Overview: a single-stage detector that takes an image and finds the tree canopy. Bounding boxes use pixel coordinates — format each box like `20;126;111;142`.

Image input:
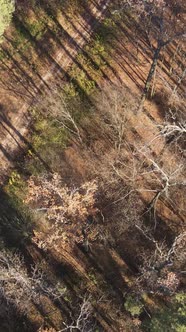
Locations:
0;0;15;39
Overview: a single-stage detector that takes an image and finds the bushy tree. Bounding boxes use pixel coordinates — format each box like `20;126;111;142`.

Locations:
25;173;98;250
0;0;15;39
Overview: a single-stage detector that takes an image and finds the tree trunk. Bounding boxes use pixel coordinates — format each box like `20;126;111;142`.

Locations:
172;67;186;96
139;41;162;110
144;45;162;94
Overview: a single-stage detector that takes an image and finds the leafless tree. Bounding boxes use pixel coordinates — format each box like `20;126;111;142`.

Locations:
94;84;185;230
118;0;186;105
38;296;95;332
171;66;186;97
137;121;186;159
0;249;65;313
38;88;82;142
153;122;186;143
94;84;138;152
135;225;186;294
61;295;95;332
109;139;185;229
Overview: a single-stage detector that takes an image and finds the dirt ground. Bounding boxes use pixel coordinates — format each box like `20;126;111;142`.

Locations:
0;2;185;331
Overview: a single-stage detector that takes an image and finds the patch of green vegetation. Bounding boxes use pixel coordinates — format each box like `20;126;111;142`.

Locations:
63;82;79;98
66;17;115;98
24;110;69;174
0;0;15;41
32;116;68;150
3;171;33;243
59;0;86;16
1;16;31;57
9;23;33;56
0;49;6;60
69;64;96;95
25;19;47;41
13;25;27;43
6;170;27;202
124;295;144;317
88;271;98;285
143;293;186;332
95;19;116;44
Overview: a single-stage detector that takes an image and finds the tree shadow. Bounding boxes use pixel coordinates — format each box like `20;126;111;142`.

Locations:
0;192;73;329
0;294;37;332
33;0;111;83
12;16;99;103
0;44;40;96
0;187;33;247
0;49;35;100
4;35;51;90
0;108;52;172
86;244;128;300
40;246;123;330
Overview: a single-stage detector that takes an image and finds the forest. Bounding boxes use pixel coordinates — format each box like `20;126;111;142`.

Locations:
0;0;185;331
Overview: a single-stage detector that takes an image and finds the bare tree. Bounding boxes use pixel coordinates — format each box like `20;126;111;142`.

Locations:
119;0;186;105
61;295;95;332
147;122;186;145
0;249;65;313
38;296;95;332
38;88;82;142
94;84;138;152
135;225;186;294
109;140;185;229
92;85;185;229
171;66;186;97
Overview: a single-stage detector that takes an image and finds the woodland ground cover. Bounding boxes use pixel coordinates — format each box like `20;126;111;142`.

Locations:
0;1;186;331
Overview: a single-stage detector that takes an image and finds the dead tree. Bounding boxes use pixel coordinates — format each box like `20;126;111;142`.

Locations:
0;249;64;313
135;226;186;294
119;1;186;106
61;295;95;332
38;88;82;142
171;66;186;97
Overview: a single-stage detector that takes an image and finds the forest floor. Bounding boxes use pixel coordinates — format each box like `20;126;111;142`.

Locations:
0;1;185;331
0;0;110;181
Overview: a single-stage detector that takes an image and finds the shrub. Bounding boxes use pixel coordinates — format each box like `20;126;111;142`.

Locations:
144;293;186;332
124;295;143;317
0;0;15;40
